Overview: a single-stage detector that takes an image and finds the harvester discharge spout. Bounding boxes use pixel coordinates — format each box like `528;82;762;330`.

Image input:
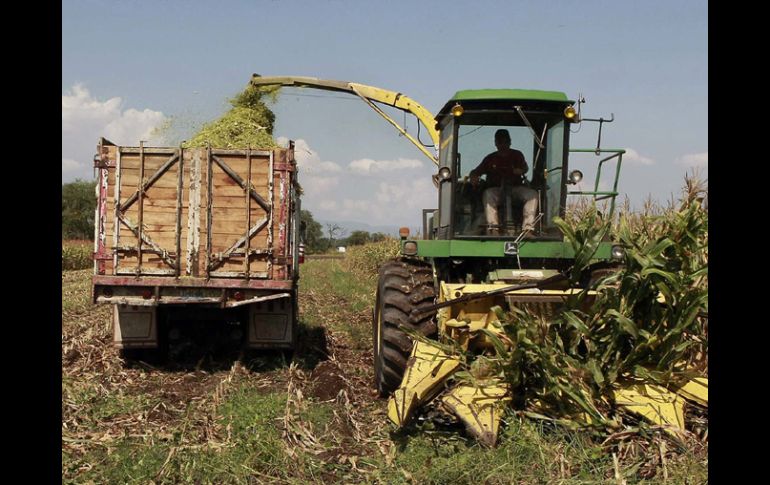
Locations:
249;75;439;164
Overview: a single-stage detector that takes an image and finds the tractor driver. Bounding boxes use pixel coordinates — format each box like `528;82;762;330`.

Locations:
469;129;539;235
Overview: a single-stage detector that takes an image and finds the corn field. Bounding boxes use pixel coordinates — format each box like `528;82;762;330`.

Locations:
419;174;708;439
62;240;92;270
341;238;401;282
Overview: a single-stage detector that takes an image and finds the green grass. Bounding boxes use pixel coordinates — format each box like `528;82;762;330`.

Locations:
62;253;707;483
300;259;374;350
62;269;94;313
302;258;373;312
368;417;707;484
64;384;339;484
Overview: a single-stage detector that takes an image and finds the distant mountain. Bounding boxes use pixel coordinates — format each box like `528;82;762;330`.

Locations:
318;220;422;237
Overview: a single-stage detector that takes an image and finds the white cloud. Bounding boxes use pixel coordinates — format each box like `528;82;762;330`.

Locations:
275;139;343;216
62;84;166;181
274;138;436;225
341;198;373;214
103;108;166;145
369;179;436;217
676;152;708;168
62;158;82;173
318;161;343;172
623;148;655;165
275;139;343;196
319;200;338;211
348;157;423;174
303;175;339;194
307;179;435;224
62;84;121;130
376;181;413;204
380;179;435;204
277;137;342;173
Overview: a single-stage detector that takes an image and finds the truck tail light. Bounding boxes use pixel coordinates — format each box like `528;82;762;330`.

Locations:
141;289;153;300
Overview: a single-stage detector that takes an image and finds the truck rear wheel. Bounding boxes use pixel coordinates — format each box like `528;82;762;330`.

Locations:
373;258;437;397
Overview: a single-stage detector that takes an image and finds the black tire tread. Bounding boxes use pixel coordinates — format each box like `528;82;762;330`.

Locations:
373;258;437;396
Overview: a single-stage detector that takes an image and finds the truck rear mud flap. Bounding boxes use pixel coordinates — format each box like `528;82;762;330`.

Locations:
114;305;158;349
247;294;296;349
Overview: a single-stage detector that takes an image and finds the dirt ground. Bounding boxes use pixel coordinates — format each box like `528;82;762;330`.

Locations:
62;264;708;484
62;267;394;483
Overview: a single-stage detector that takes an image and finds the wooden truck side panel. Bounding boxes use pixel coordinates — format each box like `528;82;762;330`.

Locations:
92;140;299;350
94;139;296;281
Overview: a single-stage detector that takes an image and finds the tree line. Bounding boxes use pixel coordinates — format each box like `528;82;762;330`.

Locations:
62;180;97;240
300;210;388;253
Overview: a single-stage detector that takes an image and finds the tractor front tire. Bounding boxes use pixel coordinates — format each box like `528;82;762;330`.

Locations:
373;258;437;397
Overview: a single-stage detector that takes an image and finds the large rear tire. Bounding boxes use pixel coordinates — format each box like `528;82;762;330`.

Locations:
373;258;437;397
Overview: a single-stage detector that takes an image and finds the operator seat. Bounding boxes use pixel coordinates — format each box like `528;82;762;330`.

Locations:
497;180;541;236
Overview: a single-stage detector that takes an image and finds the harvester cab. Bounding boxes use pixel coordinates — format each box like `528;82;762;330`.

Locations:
248;75;706;447
453;98;621;231
410;90;626;294
433;91;579;241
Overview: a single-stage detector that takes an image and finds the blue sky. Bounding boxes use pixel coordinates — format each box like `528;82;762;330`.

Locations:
62;0;707;228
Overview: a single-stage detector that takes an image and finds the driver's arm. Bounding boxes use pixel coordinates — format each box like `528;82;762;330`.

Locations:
469;156;491;183
512;154;528;176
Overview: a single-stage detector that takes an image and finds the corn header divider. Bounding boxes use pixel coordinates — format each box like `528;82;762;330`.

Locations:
387;279;707;447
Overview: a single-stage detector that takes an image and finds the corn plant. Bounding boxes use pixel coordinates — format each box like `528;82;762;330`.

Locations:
62;241;93;270
342;238;400;282
471;176;708;431
185;85;279;149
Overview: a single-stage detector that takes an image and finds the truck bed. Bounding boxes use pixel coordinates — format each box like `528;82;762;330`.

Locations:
91;139;301;350
93;138;299;284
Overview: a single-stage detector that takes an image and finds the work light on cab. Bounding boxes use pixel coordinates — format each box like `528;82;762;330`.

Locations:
402;241;418;256
438;167;451;182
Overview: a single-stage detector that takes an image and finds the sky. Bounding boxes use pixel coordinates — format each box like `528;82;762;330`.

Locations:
62;0;707;229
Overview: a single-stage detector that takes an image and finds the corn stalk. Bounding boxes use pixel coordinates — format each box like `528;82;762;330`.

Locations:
461;176;708;432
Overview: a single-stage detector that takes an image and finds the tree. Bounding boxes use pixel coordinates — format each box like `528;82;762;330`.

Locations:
370;232;388;242
347;230;370;246
325;223;347;251
300;210;325;253
62;179;97;239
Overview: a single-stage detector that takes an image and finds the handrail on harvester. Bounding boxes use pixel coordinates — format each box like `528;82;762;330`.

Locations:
568;148;625;215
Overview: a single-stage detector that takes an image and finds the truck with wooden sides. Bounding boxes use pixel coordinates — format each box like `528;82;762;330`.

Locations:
91;138;302;356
